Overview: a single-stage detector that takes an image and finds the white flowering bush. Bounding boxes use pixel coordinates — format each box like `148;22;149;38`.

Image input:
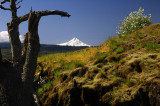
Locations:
117;8;152;36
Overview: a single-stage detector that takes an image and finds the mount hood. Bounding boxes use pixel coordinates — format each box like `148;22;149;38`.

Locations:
58;38;91;47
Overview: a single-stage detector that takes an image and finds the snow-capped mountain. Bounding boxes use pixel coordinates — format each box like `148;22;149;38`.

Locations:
58;37;91;47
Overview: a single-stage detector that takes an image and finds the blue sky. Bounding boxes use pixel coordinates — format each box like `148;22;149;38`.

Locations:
0;0;160;46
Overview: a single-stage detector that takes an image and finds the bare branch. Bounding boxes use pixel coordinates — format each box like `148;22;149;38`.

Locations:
30;6;32;12
0;0;10;4
16;5;21;9
0;5;10;10
0;0;10;10
16;0;23;5
37;10;71;17
16;0;22;9
18;10;70;24
18;13;30;23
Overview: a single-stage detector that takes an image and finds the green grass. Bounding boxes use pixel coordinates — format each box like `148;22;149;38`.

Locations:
99;71;105;75
135;32;145;39
53;61;85;78
37;88;43;95
63;61;85;70
36;59;85;96
37;79;55;95
115;47;124;54
134;42;160;51
134;43;142;50
109;37;124;50
74;61;85;68
64;62;75;70
123;79;135;87
60;60;67;66
149;31;159;35
143;42;160;51
119;59;125;64
91;52;109;64
54;68;61;78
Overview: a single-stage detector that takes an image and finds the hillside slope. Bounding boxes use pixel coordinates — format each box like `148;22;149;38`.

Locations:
35;24;160;106
0;43;88;59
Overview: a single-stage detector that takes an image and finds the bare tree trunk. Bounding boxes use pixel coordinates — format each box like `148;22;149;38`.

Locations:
7;0;22;77
7;22;21;66
21;12;41;106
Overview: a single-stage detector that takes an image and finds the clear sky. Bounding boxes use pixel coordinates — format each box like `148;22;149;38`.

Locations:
0;0;160;46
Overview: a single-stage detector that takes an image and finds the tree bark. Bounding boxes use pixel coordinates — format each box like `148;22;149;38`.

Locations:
21;12;41;106
7;21;21;64
7;0;22;70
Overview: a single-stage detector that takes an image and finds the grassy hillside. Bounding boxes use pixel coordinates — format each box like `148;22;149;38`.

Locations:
0;43;88;59
35;24;160;105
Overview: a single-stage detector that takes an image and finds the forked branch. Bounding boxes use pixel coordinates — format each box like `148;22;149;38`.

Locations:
16;0;22;5
16;0;23;9
0;0;10;10
0;5;10;10
16;5;21;9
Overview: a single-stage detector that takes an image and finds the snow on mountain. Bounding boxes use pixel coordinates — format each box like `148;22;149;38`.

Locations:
58;37;91;47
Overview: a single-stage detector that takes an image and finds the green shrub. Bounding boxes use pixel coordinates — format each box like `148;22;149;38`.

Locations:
117;8;152;36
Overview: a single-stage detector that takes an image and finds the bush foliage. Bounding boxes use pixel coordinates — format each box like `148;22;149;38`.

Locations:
117;8;152;36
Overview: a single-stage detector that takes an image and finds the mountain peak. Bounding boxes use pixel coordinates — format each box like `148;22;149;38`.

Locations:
58;38;91;47
70;37;79;41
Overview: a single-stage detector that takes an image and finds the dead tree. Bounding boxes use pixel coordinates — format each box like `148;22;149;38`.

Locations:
0;0;70;105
